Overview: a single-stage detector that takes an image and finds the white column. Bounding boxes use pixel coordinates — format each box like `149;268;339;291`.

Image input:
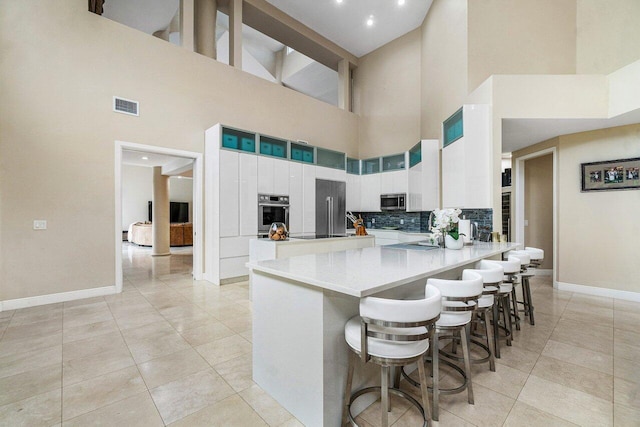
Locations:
229;0;242;69
338;58;352;111
152;167;171;256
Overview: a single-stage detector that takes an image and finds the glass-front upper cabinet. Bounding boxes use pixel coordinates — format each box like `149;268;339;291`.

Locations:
259;135;287;159
290;142;314;164
346;157;360;175
382;154;405;171
361;158;381;175
317;147;345;170
409;141;422;168
222;127;256;153
443;108;463;147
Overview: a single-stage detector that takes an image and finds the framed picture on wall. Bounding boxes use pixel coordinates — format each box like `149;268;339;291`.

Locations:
581;157;640;192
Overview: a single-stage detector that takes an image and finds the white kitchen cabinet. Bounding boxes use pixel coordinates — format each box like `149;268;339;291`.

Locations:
442;105;491;208
380;170;407;195
239;153;258;236
273;158;290;195
346;174;361;212
407;163;422;212
219;150;239;237
288;162;303;234
406;139;439;212
315;165;346;182
421;139;440;211
257;156;274;194
302;164;316;234
360;174;381;212
258;156;289;196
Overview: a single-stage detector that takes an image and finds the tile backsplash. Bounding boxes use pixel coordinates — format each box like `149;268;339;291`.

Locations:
348;209;493;240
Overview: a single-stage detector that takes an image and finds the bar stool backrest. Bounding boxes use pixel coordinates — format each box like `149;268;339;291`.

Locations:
358;285;442;363
426;270;484;313
471;260;504;284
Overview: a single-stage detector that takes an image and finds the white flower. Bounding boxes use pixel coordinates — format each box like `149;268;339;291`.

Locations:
429;208;463;237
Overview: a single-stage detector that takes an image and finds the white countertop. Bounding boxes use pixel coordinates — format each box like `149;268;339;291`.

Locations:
247;241;520;297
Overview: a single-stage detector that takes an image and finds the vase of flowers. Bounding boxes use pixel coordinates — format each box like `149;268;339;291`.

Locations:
429;208;464;250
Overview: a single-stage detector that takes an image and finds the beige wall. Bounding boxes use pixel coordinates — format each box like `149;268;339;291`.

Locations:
577;0;640;74
514;125;640;293
420;0;468;140
353;29;422;158
467;0;577;92
0;0;358;301
557;124;640;292
524;154;553;269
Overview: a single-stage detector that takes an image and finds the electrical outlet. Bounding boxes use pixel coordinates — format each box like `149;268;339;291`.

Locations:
33;220;47;230
372;218;375;224
524;220;529;226
400;219;404;225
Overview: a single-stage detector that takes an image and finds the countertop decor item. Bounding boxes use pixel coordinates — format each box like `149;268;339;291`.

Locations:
268;222;288;240
444;234;464;249
346;212;368;236
429;208;464;249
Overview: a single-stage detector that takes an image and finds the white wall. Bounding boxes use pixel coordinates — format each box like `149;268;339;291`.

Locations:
122;165;193;231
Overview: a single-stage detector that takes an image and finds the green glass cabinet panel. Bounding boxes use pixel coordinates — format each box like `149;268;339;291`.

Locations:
317;147;346;170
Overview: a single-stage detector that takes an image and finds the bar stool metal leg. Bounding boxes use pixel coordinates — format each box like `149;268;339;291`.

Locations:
432;330;439;421
483;309;496;371
492;302;501;358
381;366;389;427
523;275;535;325
461;324;474;404
342;352;357;426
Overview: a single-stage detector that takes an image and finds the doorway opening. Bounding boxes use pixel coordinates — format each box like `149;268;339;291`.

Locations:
115;141;203;293
514;147;557;285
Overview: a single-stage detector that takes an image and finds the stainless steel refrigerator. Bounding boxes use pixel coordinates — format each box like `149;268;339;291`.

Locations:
315;179;346;238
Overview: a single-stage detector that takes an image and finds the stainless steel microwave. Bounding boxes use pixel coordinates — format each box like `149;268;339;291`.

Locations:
380;193;406;211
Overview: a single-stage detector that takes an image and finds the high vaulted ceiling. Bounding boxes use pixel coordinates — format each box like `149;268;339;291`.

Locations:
264;0;433;57
102;0;432;58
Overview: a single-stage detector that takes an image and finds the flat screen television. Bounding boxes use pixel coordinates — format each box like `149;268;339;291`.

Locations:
148;201;189;223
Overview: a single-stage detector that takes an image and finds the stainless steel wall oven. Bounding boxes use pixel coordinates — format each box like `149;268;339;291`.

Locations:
258;194;289;236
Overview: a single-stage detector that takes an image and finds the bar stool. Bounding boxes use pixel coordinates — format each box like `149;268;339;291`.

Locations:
403;270;483;421
525;247;544;269
342;284;441;427
507;250;534;326
483;258;520;358
462;260;503;372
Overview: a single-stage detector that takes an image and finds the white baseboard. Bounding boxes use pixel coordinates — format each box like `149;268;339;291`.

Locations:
555;281;640;302
1;286;118;312
534;268;552;276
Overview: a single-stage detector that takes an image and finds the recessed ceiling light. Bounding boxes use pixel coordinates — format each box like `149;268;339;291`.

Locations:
336;0;343;3
141;156;149;160
366;15;374;26
398;0;405;5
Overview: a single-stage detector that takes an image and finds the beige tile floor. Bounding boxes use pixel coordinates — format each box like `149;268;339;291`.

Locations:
0;243;638;426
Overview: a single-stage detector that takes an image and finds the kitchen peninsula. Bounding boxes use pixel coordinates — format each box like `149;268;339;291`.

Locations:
247;241;520;427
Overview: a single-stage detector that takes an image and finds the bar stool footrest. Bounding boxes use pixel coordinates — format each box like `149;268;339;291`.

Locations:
346;386;428;427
